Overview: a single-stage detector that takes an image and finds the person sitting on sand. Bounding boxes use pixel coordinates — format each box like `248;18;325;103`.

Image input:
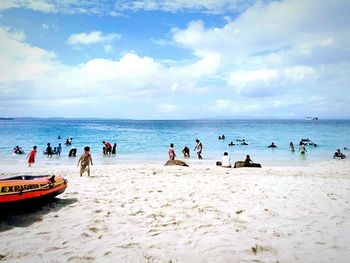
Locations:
268;142;277;148
245;154;253;165
182;146;190;157
27;146;37;167
299;142;307;154
77;146;93;177
194;139;203;159
334;149;346;159
168;143;176;160
216;152;232;168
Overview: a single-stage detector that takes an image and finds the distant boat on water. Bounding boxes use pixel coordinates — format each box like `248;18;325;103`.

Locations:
0;118;13;120
305;117;318;121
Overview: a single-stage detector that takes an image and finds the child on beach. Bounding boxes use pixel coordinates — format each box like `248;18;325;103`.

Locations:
194;139;203;159
77;146;93;176
27;146;37;167
168;143;176;160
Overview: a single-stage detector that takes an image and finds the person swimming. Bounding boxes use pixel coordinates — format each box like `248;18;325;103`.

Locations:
268;142;277;148
228;141;235;146
12;146;24;154
334;149;346;159
241;140;248;145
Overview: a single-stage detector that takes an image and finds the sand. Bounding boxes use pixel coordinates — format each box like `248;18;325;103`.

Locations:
0;160;350;262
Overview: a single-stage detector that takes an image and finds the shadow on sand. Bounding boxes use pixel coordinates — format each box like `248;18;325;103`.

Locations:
0;197;78;232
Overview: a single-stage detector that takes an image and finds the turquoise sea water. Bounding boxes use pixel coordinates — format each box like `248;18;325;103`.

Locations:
0;119;349;166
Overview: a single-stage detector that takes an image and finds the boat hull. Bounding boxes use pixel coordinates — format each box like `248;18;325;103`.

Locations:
0;175;68;205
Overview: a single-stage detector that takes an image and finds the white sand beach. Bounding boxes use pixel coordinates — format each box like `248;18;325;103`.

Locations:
1;161;350;262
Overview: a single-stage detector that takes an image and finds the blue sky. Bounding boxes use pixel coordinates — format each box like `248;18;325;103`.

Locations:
0;0;349;119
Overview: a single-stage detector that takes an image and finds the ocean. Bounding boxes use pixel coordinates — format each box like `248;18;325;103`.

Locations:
0;118;349;166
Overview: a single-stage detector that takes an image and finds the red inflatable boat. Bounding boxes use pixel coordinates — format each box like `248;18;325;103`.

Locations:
0;175;68;205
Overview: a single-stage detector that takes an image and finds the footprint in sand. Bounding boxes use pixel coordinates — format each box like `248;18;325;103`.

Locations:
89;227;99;233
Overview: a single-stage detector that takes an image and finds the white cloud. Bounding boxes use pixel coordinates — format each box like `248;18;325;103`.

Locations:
67;31;121;45
104;44;114;53
157;103;179;113
0;0;55;13
114;0;254;13
1;0;350;118
228;66;315;95
170;0;350;105
0;0;254;14
0;27;220;117
172;0;350;62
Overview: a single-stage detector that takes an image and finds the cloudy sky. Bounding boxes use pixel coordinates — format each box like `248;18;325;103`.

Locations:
0;0;349;119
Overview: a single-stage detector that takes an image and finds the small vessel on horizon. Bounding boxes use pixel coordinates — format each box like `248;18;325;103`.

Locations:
305;117;318;121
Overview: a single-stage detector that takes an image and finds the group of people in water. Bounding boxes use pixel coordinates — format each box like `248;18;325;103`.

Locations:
102;141;117;155
13;133;348;170
168;139;203;160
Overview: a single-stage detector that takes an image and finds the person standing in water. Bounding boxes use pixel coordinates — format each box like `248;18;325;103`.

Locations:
57;143;62;156
182;146;190;157
102;141;112;155
46;143;53;158
194;139;203;159
77;146;93;176
27;146;37;167
299;142;307;154
112;143;117;155
168;143;176;160
290;142;295;152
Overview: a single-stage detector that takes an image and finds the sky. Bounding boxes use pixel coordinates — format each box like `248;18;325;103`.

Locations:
0;0;349;119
